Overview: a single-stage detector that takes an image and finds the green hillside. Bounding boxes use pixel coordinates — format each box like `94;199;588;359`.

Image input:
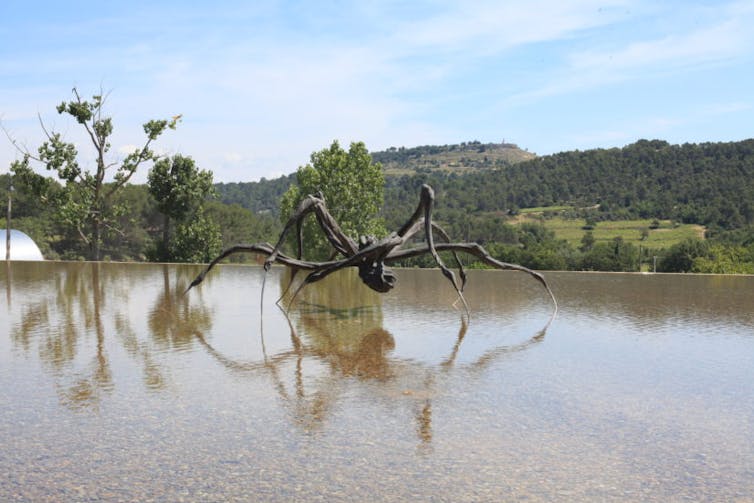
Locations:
380;139;754;231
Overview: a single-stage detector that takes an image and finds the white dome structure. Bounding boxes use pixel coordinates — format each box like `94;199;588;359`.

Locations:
1;229;45;260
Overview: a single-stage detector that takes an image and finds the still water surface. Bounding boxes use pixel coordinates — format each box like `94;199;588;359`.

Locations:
1;261;753;501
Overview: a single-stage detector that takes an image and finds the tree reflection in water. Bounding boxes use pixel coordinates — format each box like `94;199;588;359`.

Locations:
7;262;213;409
192;268;550;449
10;263;114;409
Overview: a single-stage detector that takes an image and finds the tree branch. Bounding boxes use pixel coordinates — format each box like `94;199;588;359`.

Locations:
1;120;41;162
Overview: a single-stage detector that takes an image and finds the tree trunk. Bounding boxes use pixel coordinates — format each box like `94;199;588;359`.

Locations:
92;217;101;261
6;188;11;260
162;214;171;260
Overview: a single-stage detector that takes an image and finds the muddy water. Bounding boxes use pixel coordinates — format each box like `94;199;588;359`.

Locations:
2;261;753;501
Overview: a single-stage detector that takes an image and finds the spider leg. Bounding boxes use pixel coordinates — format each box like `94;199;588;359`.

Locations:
186;244;272;294
185;243;328;294
396;218;467;292
272;194;365;306
276;268;301;307
429;222;467;291
296;216;304;260
276;217;306;301
285;262;347;313
272;216;304;305
386;242;558;319
398;185;468;313
267;194;358;271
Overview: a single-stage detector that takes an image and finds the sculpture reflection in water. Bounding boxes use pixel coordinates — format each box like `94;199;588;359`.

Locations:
191;268;551;448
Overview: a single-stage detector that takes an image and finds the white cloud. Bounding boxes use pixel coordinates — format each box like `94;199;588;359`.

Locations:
395;0;633;53
507;3;754;105
570;20;750;73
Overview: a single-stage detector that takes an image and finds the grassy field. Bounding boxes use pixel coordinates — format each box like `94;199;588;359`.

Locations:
515;214;704;249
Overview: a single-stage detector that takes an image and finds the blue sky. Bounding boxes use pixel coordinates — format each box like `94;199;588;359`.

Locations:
2;0;753;183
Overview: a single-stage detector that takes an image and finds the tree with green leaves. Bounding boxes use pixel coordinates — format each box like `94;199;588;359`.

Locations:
581;236;640;271
8;88;179;260
579;230;595;252
147;154;216;261
203;200;280;262
657;238;711;272
691;244;754;274
279;140;385;260
166;208;222;263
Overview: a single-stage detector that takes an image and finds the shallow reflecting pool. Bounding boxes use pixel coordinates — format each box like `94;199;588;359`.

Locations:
2;261;753;501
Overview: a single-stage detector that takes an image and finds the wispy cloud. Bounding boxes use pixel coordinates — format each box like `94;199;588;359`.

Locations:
507;3;754;105
394;0;633;53
570;20;750;73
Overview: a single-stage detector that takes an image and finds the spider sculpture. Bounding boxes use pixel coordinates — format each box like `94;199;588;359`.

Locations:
187;184;557;317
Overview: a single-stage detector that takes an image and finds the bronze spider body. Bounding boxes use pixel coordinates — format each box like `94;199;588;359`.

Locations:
188;184;557;317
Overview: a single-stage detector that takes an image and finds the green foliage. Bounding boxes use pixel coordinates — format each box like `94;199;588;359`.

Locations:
582;216;597;230
214;174;295;216
580;237;640;272
167;208;222;263
147;154;217;262
691;244;754;274
580;231;595;252
514;215;702;250
106;184;159;261
204;201;281;262
380;138;754;232
280;140;386;260
657;238;711;272
11;88;177;260
148;154;214;221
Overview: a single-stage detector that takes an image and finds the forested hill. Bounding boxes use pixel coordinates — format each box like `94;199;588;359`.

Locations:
216;139;754;230
380;139;754;231
215;173;295;214
213;141;533;214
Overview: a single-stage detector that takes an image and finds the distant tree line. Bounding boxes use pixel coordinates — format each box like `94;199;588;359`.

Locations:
215;174;295;217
